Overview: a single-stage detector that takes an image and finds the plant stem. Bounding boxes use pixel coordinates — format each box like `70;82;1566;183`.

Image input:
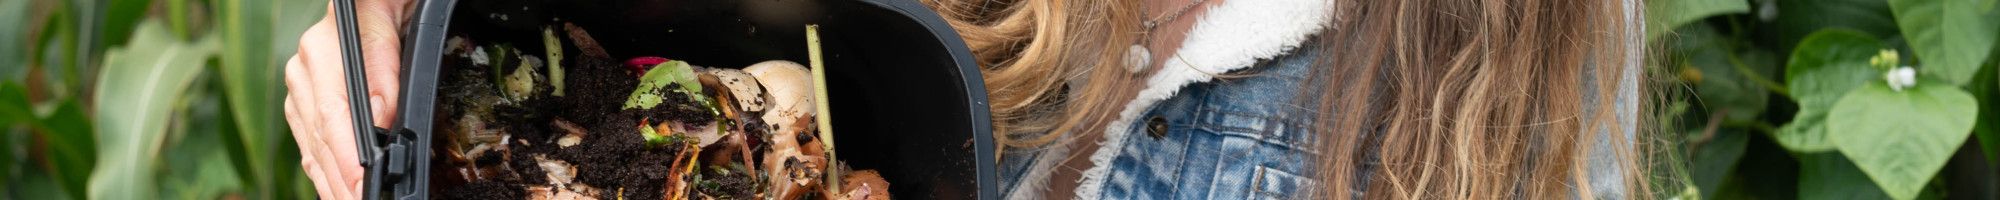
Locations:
1724;51;1790;95
1721;119;1778;134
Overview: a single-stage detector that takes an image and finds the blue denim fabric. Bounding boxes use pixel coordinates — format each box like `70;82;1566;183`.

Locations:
998;37;1630;199
1091;42;1330;200
995;43;1335;199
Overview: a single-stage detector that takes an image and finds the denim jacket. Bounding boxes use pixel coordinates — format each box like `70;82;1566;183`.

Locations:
1091;43;1333;199
996;0;1641;199
999;41;1346;199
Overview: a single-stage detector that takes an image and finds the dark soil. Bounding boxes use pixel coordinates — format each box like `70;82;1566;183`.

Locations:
429;37;733;199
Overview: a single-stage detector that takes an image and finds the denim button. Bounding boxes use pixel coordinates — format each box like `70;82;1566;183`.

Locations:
1147;116;1169;139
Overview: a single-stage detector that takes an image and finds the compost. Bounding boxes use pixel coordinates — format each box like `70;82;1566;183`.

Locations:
428;3;887;199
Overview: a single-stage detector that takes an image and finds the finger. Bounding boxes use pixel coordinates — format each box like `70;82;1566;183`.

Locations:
298;15;370;195
301;128;355;200
286;97;316;154
304;158;337;200
306;130;355;200
290;96;344;198
313;0;404;132
349;177;367;200
286;56;324;144
356;0;404;127
285;55;341;198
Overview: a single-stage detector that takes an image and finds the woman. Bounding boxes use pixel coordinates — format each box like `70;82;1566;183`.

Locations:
922;0;1648;199
287;0;1648;198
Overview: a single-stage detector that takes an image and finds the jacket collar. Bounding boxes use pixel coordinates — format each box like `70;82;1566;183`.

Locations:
1069;0;1332;198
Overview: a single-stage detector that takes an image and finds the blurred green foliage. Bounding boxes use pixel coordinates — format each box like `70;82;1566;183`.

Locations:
1651;0;2000;199
1;0;324;199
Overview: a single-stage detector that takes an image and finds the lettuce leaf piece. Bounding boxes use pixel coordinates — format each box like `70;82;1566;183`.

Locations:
624;60;706;109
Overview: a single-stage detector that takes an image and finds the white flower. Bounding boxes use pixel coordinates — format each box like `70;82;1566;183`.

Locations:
1885;66;1917;91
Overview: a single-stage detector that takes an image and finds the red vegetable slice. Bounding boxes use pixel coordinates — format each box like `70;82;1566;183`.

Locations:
624;56;670;76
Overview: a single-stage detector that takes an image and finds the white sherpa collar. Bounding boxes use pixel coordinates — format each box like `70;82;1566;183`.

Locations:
1069;0;1331;199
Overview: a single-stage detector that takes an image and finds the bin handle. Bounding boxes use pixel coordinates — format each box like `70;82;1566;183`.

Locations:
331;0;385;198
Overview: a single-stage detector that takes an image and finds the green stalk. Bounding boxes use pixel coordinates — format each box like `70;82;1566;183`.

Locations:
1724;51;1790;95
807;24;840;192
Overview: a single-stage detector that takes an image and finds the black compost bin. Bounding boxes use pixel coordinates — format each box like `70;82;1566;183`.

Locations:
351;0;995;199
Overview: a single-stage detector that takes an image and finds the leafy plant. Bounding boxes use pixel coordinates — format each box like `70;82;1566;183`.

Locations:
86;20;216;200
1653;0;2000;199
2;0;323;199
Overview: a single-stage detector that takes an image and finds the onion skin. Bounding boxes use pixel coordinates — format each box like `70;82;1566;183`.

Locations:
743;60;826;199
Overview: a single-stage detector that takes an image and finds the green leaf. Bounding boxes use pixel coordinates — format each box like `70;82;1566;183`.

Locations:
1797;153;1893;200
0;82;30;191
159;151;244;200
0;0;29;81
96;0;157;48
214;0;318;197
261;0;323;198
0;83;18;193
624;60;705;109
1645;0;1750;40
0;82;31;126
1888;0;2000;85
86;20;217;200
1828;81;1979;200
1772;0;1902;54
1675;24;1773;122
1774;109;1836;152
1788;29;1890;109
1977;35;2000;165
159;87;245;200
269;0;324;60
37;6;82;96
39;100;97;199
1779;29;1885;153
12;169;79;199
1690;129;1747;199
1891;0;2000;85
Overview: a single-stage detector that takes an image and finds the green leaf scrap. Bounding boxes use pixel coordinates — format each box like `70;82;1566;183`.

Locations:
623;60;704;110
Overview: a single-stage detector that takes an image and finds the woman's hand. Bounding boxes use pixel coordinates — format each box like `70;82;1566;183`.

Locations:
282;0;410;199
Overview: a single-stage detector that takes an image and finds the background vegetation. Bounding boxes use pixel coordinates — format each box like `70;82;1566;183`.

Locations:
1651;0;2000;199
1;0;323;199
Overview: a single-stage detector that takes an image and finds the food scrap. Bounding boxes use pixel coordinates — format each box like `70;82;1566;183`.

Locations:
433;20;887;200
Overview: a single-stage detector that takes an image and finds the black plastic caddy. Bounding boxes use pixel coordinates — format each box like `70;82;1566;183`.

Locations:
335;0;996;199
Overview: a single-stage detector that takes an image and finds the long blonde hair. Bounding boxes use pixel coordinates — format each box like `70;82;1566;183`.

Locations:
920;0;1144;144
922;0;1651;198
